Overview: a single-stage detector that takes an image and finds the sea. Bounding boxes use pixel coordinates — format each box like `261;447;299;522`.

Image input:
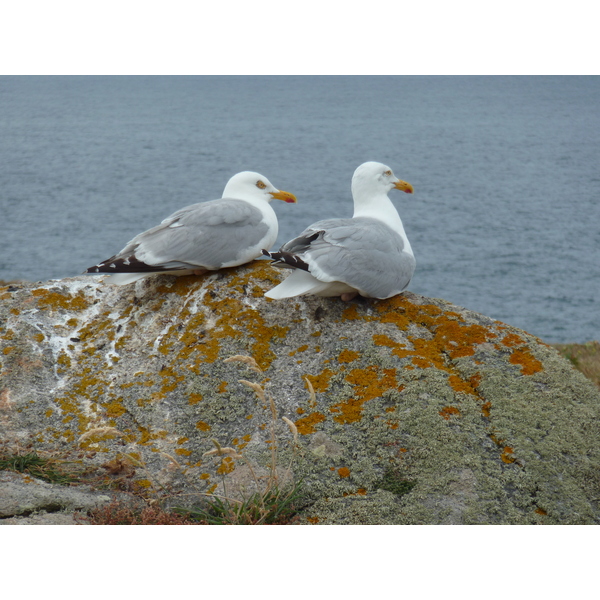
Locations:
0;76;598;344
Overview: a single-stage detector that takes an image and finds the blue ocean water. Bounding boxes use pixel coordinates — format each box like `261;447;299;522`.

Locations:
0;76;598;344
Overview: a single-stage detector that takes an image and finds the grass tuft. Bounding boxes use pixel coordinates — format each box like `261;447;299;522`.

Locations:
0;451;83;485
174;480;304;525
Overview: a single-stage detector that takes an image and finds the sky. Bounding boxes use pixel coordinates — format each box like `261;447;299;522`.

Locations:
1;1;597;75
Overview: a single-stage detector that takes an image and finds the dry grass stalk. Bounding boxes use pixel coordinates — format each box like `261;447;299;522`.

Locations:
239;379;266;402
78;427;125;443
282;417;298;445
305;376;317;407
160;452;182;469
223;355;263;373
203;439;243;459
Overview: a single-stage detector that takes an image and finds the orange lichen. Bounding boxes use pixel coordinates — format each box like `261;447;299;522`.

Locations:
330;367;397;424
341;304;366;321
216;457;236;475
105;399;127;418
307;516;320;524
31;288;89;311
509;348;543;376
535;507;548;516
411;356;434;369
305;368;334;393
372;334;412;359
481;401;492;418
188;392;203;405
175;448;192;456
501;446;516;464
289;344;309;357
338;349;360;363
470;373;482;388
448;374;479;396
295;411;326;435
501;333;526;347
196;421;211;432
338;467;351;478
439;406;461;420
434;320;492;359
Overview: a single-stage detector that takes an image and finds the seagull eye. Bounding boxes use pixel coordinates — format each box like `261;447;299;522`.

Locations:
256;180;267;189
384;170;392;177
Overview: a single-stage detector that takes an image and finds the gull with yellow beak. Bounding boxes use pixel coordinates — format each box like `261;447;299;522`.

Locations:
263;161;414;301
86;171;297;285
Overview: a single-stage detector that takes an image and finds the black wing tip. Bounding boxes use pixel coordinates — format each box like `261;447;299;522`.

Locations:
85;256;169;274
262;249;310;272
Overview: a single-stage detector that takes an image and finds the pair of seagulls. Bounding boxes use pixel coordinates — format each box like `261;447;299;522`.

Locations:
86;162;416;301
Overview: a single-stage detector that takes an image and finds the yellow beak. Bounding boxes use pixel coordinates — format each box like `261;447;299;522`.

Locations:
270;190;297;204
394;180;414;194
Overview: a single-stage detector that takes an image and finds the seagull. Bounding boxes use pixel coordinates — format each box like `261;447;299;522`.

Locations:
85;171;297;285
263;161;414;301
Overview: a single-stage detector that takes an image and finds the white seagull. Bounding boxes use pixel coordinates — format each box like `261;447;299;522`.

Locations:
263;161;415;301
86;171;297;285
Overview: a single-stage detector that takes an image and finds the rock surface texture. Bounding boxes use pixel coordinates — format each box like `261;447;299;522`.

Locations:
1;262;599;524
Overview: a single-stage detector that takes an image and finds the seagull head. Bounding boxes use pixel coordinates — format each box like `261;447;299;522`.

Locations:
223;171;297;204
352;161;414;199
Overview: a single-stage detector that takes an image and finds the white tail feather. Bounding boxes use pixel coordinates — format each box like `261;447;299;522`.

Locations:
265;270;355;299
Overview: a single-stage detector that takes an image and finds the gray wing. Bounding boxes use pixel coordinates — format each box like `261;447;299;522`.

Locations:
104;198;268;271
281;217;416;297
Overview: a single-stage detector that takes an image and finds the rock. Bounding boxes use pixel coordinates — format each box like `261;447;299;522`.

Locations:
1;262;599;524
0;471;112;522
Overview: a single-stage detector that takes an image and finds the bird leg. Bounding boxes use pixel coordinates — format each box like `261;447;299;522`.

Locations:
340;292;358;302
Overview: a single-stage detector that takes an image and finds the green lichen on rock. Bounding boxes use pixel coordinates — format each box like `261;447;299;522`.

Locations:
1;263;600;524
